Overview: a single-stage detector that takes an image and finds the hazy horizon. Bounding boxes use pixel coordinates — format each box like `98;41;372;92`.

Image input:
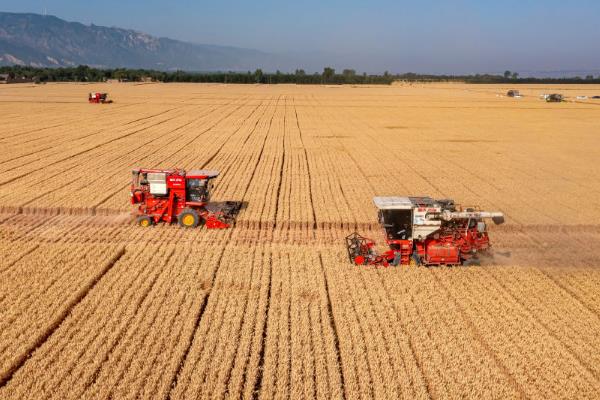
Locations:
1;0;599;75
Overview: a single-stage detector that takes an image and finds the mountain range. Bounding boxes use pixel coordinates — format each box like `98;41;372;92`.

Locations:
1;12;598;77
0;12;288;71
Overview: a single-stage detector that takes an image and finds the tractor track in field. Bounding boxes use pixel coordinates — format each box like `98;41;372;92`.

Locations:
0;244;41;276
429;271;528;399
178;96;268;177
238;96;280;208
482;268;600;382
318;253;347;400
378;273;437;399
350;114;570;225
536;270;600;320
92;94;259;211
249;253;273;400
293;99;317;233
165;238;234;399
516;228;600;317
0;246;126;389
0;104;170;143
0;107;183;187
163;98;278;399
337;106;544;224
89;97;249;210
27;243;169;398
0;96;266;222
272;97;287;229
81;247;180;397
0;101;223;208
166;98;280;398
0;122;70;141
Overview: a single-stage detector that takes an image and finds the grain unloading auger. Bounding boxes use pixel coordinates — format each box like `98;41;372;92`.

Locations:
131;168;240;228
346;196;505;266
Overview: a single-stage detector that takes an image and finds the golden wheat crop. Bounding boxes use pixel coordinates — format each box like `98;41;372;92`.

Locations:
0;82;599;399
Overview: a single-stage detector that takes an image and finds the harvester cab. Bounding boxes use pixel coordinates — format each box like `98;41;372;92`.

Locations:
131;168;240;228
89;92;112;104
346;196;505;267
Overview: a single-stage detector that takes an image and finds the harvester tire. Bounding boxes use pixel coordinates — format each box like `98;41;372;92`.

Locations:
137;215;153;227
179;209;200;228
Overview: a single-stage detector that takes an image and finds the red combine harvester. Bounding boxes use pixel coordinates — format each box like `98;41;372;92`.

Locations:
88;92;112;103
346;196;505;266
131;168;239;228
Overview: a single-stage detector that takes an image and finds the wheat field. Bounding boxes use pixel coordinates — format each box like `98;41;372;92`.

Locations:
1;82;599;399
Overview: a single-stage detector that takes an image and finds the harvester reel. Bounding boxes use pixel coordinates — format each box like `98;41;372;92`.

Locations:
345;232;378;265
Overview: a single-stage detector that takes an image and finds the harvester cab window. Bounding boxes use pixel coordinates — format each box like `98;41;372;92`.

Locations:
380;209;412;240
186;178;208;202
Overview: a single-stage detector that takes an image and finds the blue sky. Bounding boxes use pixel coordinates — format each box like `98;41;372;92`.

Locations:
1;0;599;74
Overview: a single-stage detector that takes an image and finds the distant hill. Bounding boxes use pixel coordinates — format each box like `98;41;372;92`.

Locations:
0;12;287;71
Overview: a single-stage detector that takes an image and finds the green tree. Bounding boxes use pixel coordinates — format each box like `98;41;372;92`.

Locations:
586;75;594;80
504;70;511;79
254;69;263;83
322;67;335;83
511;72;519;80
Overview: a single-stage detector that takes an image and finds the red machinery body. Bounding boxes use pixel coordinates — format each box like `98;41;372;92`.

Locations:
89;92;112;103
131;168;238;228
346;196;504;267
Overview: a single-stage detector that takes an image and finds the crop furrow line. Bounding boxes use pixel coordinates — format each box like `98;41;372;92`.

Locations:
377;273;434;400
318;253;347;400
430;270;528;399
90;100;239;210
483;268;600;381
249;252;273;399
1;122;70;140
0;246;126;389
0;244;40;275
272;99;287;228
0;146;54;166
293;99;317;232
515;226;600;318
166;240;233;400
238;96;280;204
0;108;181;187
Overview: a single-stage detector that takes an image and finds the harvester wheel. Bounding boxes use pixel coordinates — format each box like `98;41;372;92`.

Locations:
179;209;200;228
137;215;153;227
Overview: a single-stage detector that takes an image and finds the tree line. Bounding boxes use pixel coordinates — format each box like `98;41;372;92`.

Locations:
1;65;599;84
0;65;394;84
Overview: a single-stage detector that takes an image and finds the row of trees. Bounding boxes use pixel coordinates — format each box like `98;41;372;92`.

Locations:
504;70;597;81
0;65;395;85
1;65;599;84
